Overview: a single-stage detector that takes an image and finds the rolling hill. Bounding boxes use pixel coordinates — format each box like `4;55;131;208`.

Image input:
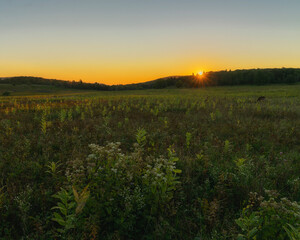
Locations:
1;68;300;95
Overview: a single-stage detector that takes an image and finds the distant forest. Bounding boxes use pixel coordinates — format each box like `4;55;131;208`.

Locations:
1;68;300;91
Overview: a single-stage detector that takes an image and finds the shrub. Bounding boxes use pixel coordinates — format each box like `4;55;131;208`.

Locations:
236;190;300;240
62;129;181;238
2;91;10;96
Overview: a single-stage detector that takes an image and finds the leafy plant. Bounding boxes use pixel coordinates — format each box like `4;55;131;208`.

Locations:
136;128;147;147
236;190;300;240
224;140;231;153
142;147;181;215
72;185;90;214
46;161;62;177
52;188;76;235
186;132;192;149
40;112;47;134
284;224;300;240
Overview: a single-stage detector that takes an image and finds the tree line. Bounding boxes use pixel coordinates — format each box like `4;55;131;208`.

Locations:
1;68;299;91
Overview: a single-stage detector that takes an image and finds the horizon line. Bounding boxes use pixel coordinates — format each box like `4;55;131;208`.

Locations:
1;66;299;86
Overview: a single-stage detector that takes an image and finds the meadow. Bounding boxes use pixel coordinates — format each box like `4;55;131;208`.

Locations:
0;84;299;239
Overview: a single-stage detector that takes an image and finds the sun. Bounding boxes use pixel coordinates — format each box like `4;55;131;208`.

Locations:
198;70;203;76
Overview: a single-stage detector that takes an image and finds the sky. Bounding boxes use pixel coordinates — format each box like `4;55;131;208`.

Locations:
1;0;300;85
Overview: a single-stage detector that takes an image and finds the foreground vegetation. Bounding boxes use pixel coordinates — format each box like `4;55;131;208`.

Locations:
0;85;299;239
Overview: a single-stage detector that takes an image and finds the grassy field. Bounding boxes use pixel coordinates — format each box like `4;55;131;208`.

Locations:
0;85;299;239
1;83;300;97
0;84;99;96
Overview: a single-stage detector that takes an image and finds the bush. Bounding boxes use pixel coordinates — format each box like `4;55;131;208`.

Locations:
61;130;181;238
236;190;300;240
2;91;10;96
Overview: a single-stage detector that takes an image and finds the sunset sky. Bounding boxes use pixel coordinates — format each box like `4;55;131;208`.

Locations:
1;0;300;85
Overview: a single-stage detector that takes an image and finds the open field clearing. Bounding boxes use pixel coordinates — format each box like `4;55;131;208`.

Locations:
0;85;299;239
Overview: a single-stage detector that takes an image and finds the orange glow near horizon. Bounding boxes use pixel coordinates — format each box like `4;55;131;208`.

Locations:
2;26;300;85
2;55;300;85
1;61;300;85
1;1;300;85
1;42;300;85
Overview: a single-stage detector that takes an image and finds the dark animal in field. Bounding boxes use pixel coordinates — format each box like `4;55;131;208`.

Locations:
257;96;266;102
